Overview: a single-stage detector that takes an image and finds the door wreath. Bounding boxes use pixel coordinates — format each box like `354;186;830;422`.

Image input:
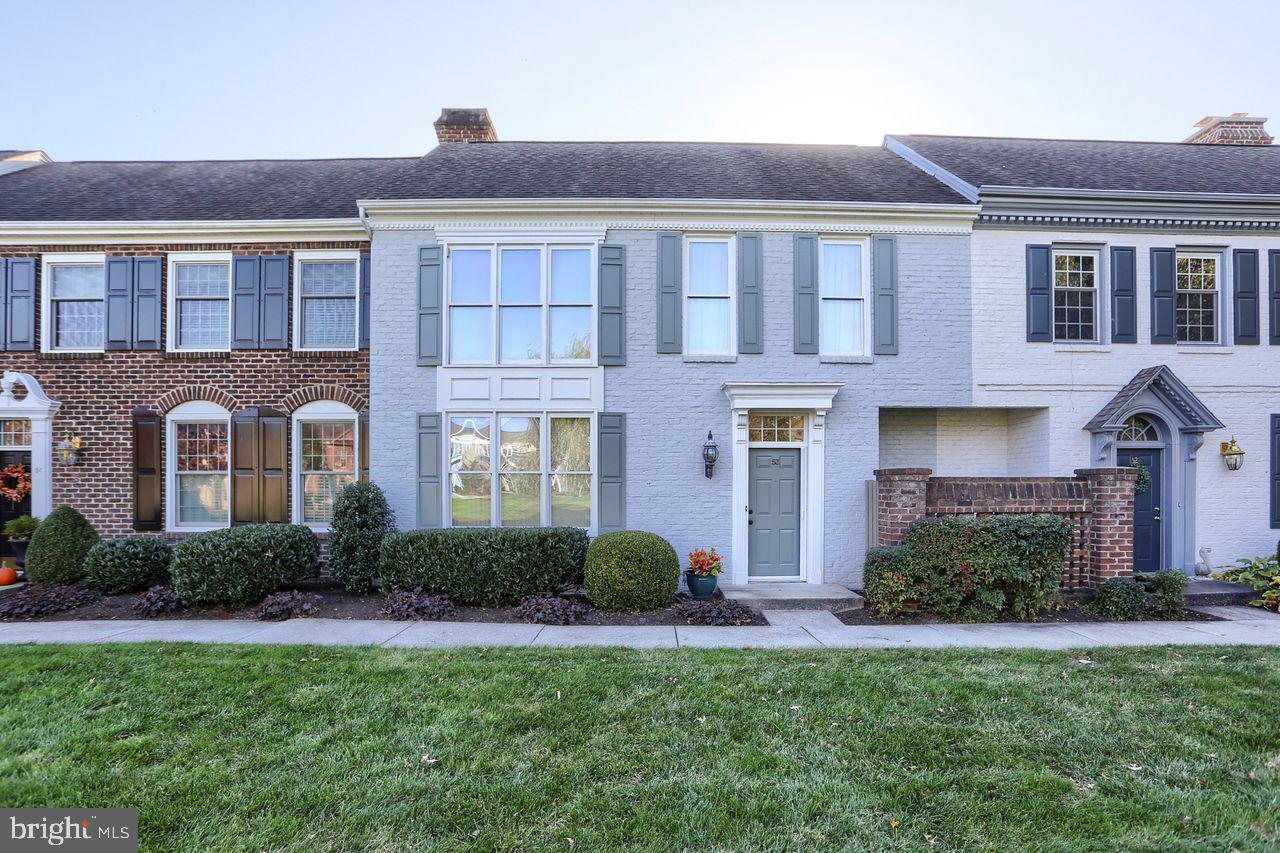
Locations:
0;463;31;503
1127;456;1151;495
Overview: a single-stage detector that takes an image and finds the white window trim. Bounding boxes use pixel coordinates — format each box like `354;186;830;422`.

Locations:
442;242;598;367
166;251;233;353
0;418;33;450
818;237;871;358
682;235;737;357
40;252;107;354
443;410;597;533
292;249;361;352
291;400;360;531
1174;250;1222;346
1050;247;1102;344
165;400;232;533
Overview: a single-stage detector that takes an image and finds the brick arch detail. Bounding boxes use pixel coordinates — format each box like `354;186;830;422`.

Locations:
155;385;241;414
279;384;368;414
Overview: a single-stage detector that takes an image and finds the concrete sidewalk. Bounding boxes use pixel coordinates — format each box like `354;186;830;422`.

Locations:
1;607;1278;649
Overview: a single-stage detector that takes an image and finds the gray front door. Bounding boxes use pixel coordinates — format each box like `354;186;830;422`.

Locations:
748;448;801;579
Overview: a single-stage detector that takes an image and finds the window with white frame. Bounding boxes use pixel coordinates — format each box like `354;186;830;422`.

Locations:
167;401;230;530
295;253;359;350
1175;253;1218;343
0;418;32;448
169;254;231;351
447;245;593;365
685;237;734;355
44;257;106;351
447;412;592;528
292;400;358;526
819;239;869;357
1052;250;1099;342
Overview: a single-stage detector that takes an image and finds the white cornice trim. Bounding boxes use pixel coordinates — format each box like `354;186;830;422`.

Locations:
722;381;844;412
0;218;369;245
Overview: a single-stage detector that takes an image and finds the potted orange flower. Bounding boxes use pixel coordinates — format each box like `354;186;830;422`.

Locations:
686;547;723;599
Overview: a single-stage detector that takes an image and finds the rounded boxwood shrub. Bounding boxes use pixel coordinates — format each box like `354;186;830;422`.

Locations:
24;505;99;586
584;530;679;611
85;537;171;594
1087;577;1146;621
171;524;318;608
328;481;397;593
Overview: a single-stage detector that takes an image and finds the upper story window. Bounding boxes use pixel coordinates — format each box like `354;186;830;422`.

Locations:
820;239;870;357
169;253;231;351
1053;250;1098;342
447;245;594;365
42;254;106;352
1175;253;1218;343
295;252;359;351
684;237;734;355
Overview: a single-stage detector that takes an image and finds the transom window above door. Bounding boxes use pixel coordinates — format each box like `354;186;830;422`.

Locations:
748;414;805;443
0;418;31;448
1052;250;1098;342
1118;414;1159;443
447;245;594;365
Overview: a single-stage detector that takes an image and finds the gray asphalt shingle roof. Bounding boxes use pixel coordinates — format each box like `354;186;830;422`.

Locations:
891;134;1280;195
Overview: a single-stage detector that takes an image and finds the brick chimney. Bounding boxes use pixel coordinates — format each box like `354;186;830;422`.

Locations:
433;108;498;143
1183;113;1273;145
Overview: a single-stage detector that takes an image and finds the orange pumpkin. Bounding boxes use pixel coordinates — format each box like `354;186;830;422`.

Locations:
0;566;17;586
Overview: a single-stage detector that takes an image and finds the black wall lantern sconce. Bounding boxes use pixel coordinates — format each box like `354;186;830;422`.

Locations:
702;431;719;479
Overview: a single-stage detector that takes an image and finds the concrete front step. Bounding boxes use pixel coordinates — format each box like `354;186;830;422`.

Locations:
719;582;864;613
1182;578;1259;607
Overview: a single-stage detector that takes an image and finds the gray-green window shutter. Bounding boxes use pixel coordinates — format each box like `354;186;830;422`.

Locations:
417;245;443;366
359;253;371;350
598;244;626;365
133;256;163;350
1025;245;1052;342
417;413;443;528
1110;247;1137;343
258;255;289;349
737;232;763;354
656;232;682;353
4;258;35;351
793;233;818;354
0;261;7;350
597;413;626;532
104;257;134;350
1272;414;1280;528
1271;251;1280;345
872;235;898;355
1234;249;1260;345
231;256;261;348
1150;248;1176;344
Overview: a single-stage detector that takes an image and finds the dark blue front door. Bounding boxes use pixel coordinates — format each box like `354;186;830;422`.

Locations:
1123;449;1163;573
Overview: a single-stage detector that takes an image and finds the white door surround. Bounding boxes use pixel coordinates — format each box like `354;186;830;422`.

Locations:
723;381;843;585
0;372;61;519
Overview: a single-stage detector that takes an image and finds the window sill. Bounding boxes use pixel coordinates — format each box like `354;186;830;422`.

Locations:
820;355;873;364
1052;343;1111;353
290;349;365;360
38;351;105;361
165;350;230;361
683;354;737;363
1176;345;1233;355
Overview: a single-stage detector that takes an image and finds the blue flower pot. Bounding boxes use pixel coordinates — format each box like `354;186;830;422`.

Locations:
685;571;718;600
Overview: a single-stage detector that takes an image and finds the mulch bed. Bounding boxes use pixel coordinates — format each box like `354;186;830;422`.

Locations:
836;604;1221;626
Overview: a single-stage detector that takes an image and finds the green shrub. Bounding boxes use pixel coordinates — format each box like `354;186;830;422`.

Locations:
1215;553;1280;613
3;515;38;540
1137;569;1187;619
171;524;318;608
84;537;171;594
863;546;917;616
328;481;397;593
1086;578;1146;620
379;527;587;606
584;530;679;611
23;505;99;585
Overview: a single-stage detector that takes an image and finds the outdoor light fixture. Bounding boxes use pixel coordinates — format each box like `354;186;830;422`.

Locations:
1220;437;1245;471
57;433;82;467
702;431;718;479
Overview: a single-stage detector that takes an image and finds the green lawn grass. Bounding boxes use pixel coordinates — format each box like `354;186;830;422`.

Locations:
1;644;1277;851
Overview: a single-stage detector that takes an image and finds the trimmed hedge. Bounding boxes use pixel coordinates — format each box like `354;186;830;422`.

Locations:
171;524;319;608
864;514;1073;621
85;537;171;594
24;505;100;586
328;481;397;594
584;530;679;611
378;527;588;606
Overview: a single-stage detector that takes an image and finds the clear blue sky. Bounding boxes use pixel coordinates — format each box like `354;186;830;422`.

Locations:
5;0;1279;161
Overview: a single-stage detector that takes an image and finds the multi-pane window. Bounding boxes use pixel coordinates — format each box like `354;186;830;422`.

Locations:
748;414;805;443
448;413;592;528
49;263;105;350
0;419;31;448
447;245;593;364
174;422;229;526
1176;254;1218;343
299;260;358;349
1118;415;1159;443
298;421;356;523
174;262;230;350
1052;251;1098;342
685;238;733;355
820;241;868;356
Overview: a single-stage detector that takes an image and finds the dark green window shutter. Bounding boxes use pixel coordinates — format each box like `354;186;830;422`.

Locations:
359;253;371;350
4;258;35;351
1234;249;1260;345
1270;251;1280;345
1150;248;1177;344
133;257;163;350
417;413;443;528
258;256;289;349
104;257;134;350
873;235;898;355
656;233;682;354
597;413;626;532
1025;245;1052;342
1272;414;1280;529
1110;246;1137;343
793;233;818;354
132;408;162;531
737;232;763;354
231;256;261;348
598;244;626;365
417;246;443;366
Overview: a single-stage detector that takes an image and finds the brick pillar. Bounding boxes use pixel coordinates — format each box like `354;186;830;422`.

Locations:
1075;467;1140;586
873;468;932;547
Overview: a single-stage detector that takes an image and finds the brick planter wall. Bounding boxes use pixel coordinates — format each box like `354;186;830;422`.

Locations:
873;467;1139;588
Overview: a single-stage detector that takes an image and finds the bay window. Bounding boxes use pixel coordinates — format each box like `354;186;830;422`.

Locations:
819;239;869;357
684;237;734;355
